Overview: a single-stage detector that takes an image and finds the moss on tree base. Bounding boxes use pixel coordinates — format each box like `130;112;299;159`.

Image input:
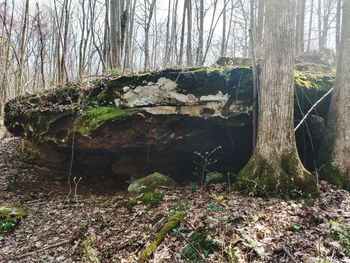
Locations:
235;152;318;198
322;162;347;189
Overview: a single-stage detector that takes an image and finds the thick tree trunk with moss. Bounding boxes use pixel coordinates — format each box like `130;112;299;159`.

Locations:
320;1;350;189
236;0;317;198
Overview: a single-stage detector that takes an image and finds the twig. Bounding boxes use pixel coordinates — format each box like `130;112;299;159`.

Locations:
11;239;72;260
294;87;333;131
282;246;298;263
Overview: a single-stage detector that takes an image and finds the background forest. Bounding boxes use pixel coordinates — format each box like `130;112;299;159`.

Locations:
0;0;342;117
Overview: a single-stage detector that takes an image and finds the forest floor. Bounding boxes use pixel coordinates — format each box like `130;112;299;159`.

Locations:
1;137;350;263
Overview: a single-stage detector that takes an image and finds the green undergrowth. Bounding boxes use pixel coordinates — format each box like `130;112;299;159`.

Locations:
0;204;26;233
183;230;216;262
115;199;138;209
77;107;139;135
115;192;164;209
141;192;164;206
329;220;350;255
79;237;100;263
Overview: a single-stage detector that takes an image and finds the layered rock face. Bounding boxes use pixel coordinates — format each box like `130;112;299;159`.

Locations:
4;66;334;181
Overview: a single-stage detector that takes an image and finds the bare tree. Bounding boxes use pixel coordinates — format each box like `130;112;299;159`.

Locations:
196;0;204;65
186;0;193;66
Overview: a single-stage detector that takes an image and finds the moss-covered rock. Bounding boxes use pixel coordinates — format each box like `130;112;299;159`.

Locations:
206;171;226;184
128;172;179;194
0;204;26;233
3;66;334;182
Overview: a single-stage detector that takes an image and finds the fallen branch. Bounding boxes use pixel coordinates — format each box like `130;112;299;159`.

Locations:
282;246;298;263
12;239;72;260
139;211;186;262
294;87;334;132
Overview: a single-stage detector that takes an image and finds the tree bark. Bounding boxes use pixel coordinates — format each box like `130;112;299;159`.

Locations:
236;0;317;198
221;0;227;57
320;0;350;189
110;0;121;69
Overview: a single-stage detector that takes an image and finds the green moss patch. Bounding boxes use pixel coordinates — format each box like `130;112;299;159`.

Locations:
0;204;26;233
141;192;164;206
77;107;139;135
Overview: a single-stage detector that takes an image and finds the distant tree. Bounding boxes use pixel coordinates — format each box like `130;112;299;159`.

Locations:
296;0;306;54
236;0;318;197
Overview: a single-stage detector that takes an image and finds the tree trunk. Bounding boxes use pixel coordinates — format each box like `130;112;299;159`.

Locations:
17;0;30;95
110;0;121;69
144;0;156;71
307;0;314;52
186;0;193;66
318;0;322;49
164;0;172;67
196;0;204;65
236;0;317;198
335;0;342;56
221;0;227;57
320;0;350;189
296;0;305;54
178;0;186;66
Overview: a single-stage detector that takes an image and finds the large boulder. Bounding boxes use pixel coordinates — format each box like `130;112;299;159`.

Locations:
4;66;334;181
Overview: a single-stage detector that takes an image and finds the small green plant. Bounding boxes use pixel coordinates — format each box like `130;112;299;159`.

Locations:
183;230;216;262
251;213;266;223
289;223;301;232
225;245;238;263
0;204;26;233
80;237;100;263
226;215;244;225
330;220;350;255
116;199;138;209
141;192;164;206
317;257;331;263
207;201;220;212
189;181;198;193
171;201;189;212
